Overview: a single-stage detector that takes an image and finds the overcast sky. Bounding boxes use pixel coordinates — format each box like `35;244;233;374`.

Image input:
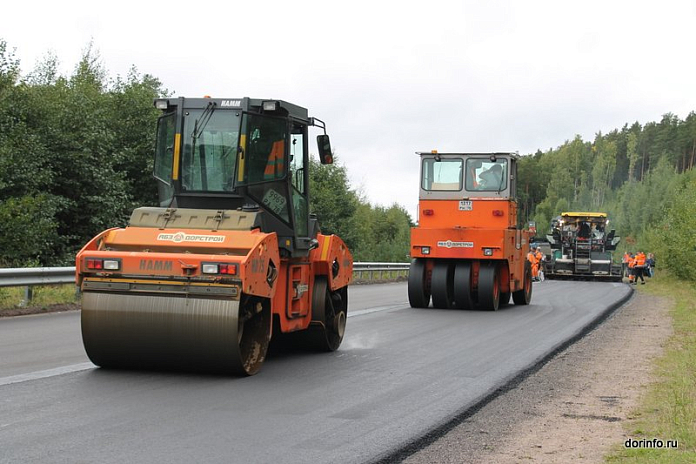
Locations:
2;1;695;219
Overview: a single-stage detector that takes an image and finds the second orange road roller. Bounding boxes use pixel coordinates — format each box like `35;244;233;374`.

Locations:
75;97;352;375
408;152;533;310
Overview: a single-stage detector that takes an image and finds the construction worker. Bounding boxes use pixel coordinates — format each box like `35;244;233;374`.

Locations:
527;246;540;281
479;164;503;189
535;247;544;262
263;139;285;180
633;251;647;284
627;253;635;283
534;247;544;281
622;251;630;277
646;253;655;277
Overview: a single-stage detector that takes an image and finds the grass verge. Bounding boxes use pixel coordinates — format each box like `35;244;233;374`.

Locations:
0;284;79;313
607;272;696;463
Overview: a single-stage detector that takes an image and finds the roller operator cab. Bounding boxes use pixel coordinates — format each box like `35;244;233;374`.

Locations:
408;152;533;310
76;97;352;375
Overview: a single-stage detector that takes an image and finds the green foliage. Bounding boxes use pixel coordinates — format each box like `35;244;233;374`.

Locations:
351;203;412;262
649;174;696;281
308;157;360;248
518;111;696;280
0;40;166;266
0;194;64;267
0;39;20;94
308;157;413;261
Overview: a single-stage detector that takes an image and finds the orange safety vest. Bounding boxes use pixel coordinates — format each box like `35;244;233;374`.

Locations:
535;250;543;261
628;256;636;268
527;252;538;264
635;252;646;267
622;253;630;264
263;140;285;179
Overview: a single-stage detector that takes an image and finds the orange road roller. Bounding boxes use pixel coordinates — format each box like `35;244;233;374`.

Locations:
408;152;533;310
76;97;352;375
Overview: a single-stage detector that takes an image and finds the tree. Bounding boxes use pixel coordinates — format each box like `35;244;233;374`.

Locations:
590;137;617;208
650;175;696;281
0;42;166;266
308;157;360;251
626;132;639;182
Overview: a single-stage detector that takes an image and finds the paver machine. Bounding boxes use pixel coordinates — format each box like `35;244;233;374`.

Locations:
75;97;353;375
544;212;622;281
408;152;533;311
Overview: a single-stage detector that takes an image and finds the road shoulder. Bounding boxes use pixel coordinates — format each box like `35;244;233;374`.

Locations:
404;290;672;464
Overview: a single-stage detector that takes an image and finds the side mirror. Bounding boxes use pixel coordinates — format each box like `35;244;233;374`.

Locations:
317;134;333;164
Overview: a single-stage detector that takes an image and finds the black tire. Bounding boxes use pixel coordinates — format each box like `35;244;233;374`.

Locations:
478;262;500;311
499;289;511;306
408;258;430;308
431;260;455;309
453;261;475;310
497;263;511;306
302;276;347;352
512;259;533;305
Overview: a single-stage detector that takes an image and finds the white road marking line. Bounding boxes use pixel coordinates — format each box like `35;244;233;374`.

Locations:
349;304;407;317
0;362;94;387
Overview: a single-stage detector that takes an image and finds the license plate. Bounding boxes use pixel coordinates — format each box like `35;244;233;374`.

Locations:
459;200;473;211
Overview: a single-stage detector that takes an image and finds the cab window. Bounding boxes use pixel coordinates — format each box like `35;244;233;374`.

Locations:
180;109;240;192
239;113;287;185
421;158;462;191
466;158;508;192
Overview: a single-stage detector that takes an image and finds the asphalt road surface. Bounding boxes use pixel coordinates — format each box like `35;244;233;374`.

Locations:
0;280;631;464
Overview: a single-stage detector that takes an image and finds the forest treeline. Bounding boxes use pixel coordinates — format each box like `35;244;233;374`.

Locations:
1;41;694;280
518;111;696;282
0;41;412;266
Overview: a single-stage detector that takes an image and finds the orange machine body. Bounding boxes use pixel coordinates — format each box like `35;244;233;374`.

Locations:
76;220;352;336
411;198;528;294
408;152;533;310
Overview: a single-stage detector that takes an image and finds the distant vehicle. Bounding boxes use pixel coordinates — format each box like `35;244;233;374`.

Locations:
408;152;533;311
544;212;622;281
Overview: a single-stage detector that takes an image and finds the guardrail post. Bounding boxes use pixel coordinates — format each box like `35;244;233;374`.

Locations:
20;286;33;307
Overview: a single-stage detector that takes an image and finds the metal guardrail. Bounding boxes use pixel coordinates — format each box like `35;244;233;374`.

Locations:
0;263;411;303
0;267;77;306
352;262;410;281
0;267;76;288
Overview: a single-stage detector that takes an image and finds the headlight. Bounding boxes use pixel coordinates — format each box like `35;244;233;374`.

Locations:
421;246;430;255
